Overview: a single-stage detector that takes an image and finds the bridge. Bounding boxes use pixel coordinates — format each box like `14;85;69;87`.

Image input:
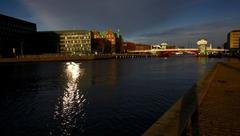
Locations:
127;48;228;55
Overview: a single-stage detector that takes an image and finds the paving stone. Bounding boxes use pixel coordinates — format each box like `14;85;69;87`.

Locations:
196;62;240;136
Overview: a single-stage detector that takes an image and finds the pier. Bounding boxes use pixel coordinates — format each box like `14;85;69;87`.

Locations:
143;60;240;136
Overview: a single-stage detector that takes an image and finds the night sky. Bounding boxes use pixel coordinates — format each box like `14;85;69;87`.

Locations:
1;0;240;47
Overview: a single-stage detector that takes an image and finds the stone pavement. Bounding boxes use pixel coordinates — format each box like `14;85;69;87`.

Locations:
193;61;240;136
143;60;240;136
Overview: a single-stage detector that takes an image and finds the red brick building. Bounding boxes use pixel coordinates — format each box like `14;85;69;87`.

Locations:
122;42;151;53
91;29;121;53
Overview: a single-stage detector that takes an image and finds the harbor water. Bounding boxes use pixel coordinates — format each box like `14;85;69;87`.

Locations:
0;57;226;136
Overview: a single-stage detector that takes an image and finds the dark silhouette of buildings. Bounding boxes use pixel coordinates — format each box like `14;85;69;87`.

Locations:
0;14;122;56
0;14;36;57
35;32;60;54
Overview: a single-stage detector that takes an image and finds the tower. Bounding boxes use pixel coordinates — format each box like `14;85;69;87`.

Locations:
117;28;121;38
197;39;208;56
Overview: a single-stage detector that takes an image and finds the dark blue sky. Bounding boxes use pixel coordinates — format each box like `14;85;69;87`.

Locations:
1;0;240;47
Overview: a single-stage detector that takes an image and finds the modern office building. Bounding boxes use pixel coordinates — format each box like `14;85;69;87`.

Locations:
227;30;240;50
37;30;91;55
35;32;60;54
0;14;37;57
57;30;91;55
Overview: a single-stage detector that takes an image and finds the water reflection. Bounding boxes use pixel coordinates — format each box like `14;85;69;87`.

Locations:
53;62;86;136
197;57;209;76
0;58;227;136
91;60;118;86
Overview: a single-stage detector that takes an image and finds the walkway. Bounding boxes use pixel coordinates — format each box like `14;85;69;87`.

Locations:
143;60;240;136
194;61;240;136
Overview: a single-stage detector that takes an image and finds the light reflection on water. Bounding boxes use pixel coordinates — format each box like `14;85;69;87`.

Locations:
0;57;229;136
53;62;86;136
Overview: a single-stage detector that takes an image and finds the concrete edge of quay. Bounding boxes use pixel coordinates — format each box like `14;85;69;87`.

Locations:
0;55;114;63
0;54;156;63
142;62;220;136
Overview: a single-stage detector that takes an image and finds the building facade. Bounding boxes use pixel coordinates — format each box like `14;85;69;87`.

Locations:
227;30;240;50
35;32;60;54
105;29;116;52
38;30;91;55
122;42;150;53
57;30;91;55
92;30;104;39
0;14;36;57
91;29;119;53
92;29;116;45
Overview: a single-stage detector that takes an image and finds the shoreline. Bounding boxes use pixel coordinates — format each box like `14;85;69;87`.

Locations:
143;60;240;136
0;54;156;63
0;54;235;63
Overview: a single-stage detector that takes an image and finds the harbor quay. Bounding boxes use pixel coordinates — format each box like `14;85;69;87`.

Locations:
143;60;240;136
0;53;158;63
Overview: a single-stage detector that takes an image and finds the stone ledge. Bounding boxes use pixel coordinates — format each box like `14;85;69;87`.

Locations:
142;63;220;136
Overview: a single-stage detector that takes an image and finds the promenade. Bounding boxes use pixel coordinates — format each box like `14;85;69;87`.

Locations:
143;60;240;136
193;61;240;136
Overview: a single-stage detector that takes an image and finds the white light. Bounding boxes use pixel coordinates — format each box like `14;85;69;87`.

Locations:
66;62;81;81
161;42;168;46
54;62;85;135
197;39;208;45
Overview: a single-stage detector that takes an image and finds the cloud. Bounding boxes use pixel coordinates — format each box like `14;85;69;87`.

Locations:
17;0;240;46
133;19;240;46
19;0;197;32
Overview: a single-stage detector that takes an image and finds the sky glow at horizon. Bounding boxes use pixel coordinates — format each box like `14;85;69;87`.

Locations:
1;0;240;47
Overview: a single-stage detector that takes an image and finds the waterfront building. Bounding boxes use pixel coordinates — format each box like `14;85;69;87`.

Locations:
105;29;116;53
197;39;208;56
122;42;150;53
91;29;120;53
57;30;91;55
135;44;151;50
37;30;91;55
92;30;103;39
0;14;36;57
227;30;240;51
35;32;60;54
